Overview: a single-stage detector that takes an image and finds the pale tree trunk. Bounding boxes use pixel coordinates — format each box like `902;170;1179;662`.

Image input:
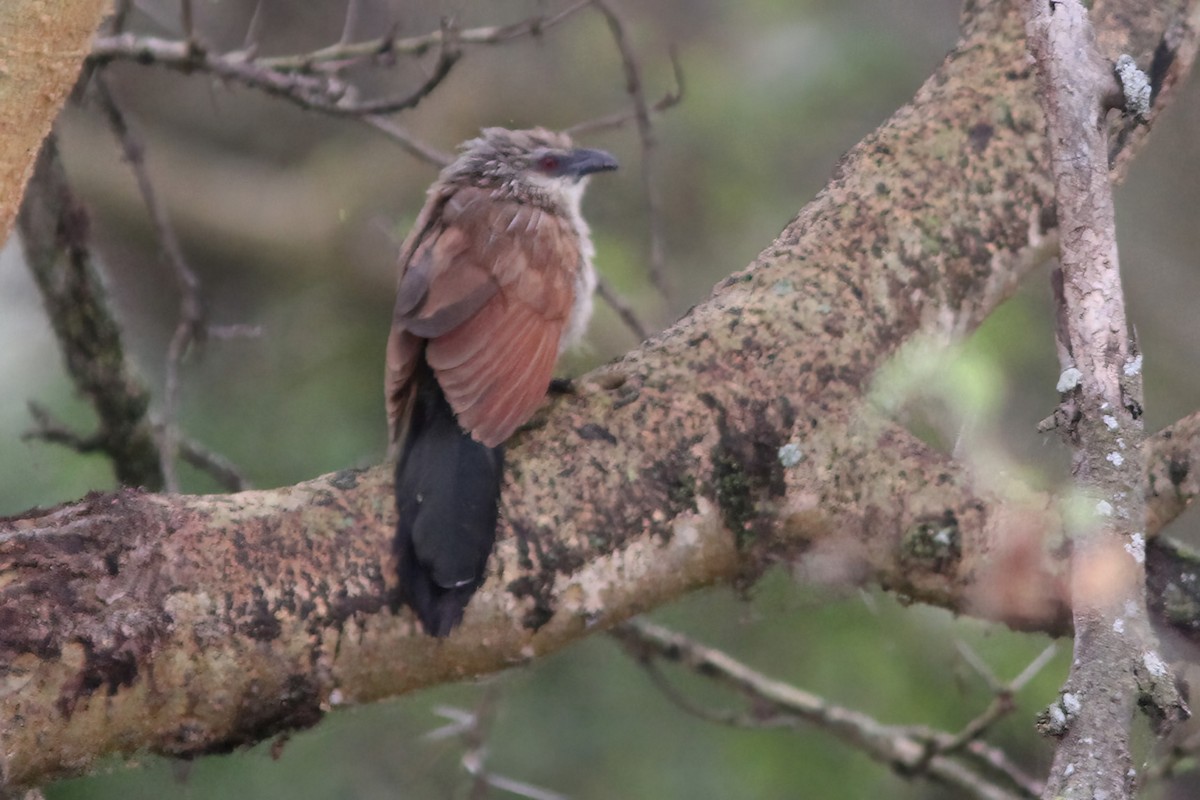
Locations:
2;0;1200;795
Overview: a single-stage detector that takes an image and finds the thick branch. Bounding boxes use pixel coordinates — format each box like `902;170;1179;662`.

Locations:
2;0;1199;792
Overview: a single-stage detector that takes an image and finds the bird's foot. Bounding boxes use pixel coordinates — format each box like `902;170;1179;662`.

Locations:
547;377;575;395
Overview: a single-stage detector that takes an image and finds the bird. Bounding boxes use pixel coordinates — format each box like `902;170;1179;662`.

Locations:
385;127;618;637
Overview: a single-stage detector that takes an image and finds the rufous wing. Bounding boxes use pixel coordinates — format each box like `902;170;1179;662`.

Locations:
387;185;581;448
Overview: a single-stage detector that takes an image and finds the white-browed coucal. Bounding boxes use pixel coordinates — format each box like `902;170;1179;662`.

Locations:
386;127;618;636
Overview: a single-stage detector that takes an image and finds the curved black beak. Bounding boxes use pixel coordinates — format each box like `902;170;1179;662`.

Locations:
564;148;619;179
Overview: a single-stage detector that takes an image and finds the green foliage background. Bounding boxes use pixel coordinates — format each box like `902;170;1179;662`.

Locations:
2;0;1199;797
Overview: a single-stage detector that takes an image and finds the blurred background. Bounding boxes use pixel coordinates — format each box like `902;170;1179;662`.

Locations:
2;0;1199;796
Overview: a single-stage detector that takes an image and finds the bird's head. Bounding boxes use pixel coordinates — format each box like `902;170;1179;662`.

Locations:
445;127;618;212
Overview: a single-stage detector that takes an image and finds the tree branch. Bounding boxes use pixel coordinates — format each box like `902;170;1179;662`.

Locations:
84;2;597;119
2;0;1200;793
590;0;671;299
613;620;1040;800
14;134;164;490
1024;2;1188;796
91;74;206;493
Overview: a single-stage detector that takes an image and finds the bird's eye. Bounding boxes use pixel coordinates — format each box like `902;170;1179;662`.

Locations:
537;155;560;173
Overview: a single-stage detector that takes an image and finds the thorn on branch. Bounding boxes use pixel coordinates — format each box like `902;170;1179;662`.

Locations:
242;0;266;52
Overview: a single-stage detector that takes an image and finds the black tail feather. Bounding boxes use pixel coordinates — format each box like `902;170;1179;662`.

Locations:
394;371;503;637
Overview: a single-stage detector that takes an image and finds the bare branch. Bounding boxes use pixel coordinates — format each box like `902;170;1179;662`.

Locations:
1024;1;1188;796
595;274;653;341
339;0;362;47
87;0;592;121
23;403;105;454
915;643;1057;768
92;74;206;493
426;691;569;800
15;134;164;490
252;0;590;69
589;0;670;299
88;30;461;117
179;0;194;43
176;436;253;492
242;0;266;52
4;3;1200;794
566;46;685;137
613;621;1031;800
362;115;454;167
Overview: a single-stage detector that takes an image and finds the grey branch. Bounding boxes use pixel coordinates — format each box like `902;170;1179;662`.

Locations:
590;0;671;299
613;621;1036;800
15;134;164;491
92;74;205;493
87;2;594;118
1024;1;1188;797
3;1;1200;795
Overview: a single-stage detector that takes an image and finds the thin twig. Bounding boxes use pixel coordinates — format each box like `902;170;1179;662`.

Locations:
23;403;105;454
176;435;253;492
92;74;206;493
90;31;461;117
567;46;685;136
26;398;252;492
363;116;453;167
1010;642;1059;691
427;691;569;800
590;0;669;299
612;621;1029;800
242;0;266;52
595;274;653;341
635;656;764;728
89;0;589;79
105;0;133;36
339;0;362;47
180;0;194;43
915;642;1057;769
956;640;1005;693
255;0;589;69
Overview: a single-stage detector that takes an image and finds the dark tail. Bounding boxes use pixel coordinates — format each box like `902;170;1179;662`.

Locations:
394;370;503;637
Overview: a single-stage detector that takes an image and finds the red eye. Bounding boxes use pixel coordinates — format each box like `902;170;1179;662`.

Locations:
538;155;560;172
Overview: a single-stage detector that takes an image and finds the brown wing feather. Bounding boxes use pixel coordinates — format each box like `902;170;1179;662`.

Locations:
386;184;581;448
428;298;565;447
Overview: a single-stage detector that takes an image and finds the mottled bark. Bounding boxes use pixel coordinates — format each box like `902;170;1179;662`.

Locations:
15;135;163;489
1;0;1200;793
1024;2;1187;797
0;0;110;244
